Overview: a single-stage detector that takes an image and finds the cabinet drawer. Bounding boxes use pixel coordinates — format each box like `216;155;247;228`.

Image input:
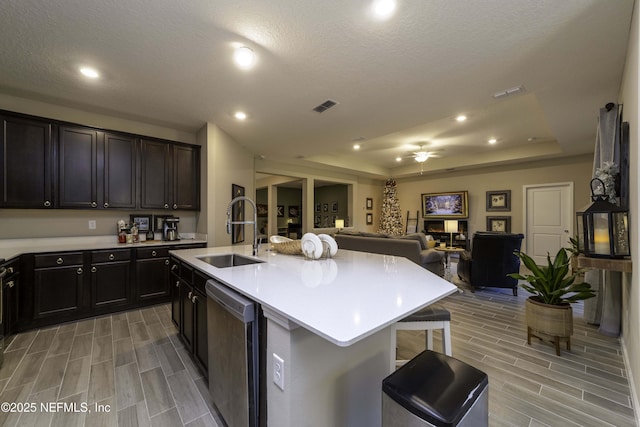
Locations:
35;252;84;268
136;247;170;259
91;249;131;263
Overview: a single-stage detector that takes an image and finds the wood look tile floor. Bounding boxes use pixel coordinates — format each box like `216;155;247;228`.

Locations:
0;264;637;426
0;305;222;427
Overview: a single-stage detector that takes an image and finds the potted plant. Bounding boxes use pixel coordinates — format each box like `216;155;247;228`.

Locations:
508;248;595;356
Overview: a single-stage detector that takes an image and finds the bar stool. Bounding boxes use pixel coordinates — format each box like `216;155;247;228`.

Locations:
390;306;452;373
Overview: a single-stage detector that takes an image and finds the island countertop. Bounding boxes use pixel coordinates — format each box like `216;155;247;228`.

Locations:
171;245;457;347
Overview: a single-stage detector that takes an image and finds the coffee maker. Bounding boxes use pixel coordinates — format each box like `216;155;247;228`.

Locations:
162;217;180;241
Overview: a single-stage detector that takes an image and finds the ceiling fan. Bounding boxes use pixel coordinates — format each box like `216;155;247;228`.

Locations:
402;144;442;174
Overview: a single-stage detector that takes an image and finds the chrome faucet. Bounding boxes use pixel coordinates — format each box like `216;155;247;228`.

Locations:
226;196;259;256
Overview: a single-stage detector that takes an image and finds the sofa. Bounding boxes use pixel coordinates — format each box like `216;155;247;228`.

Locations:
334;231;444;276
457;232;524;295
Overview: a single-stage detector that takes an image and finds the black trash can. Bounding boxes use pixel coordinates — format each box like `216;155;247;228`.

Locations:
382;350;488;427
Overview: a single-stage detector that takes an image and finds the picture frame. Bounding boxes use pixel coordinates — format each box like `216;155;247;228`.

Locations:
486;190;511;212
366;197;373;210
276;205;284;217
323;203;329;212
288;205;299;218
130;214;152;232
231;184;245;244
487;216;511;233
331;201;338;213
315;203;321;213
314;214;321;225
257;204;268;217
366;213;373;225
421;191;469;219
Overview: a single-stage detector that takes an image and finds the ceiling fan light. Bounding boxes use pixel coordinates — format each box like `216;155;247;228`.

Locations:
414;152;429;162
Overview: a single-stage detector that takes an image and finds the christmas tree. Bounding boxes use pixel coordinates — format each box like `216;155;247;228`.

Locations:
378;177;404;236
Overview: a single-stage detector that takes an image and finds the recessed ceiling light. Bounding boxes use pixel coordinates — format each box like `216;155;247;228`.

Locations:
79;67;99;79
234;111;247;120
396;157;402;162
488;138;497;144
372;0;396;18
353;144;361;150
456;115;467;122
233;46;256;69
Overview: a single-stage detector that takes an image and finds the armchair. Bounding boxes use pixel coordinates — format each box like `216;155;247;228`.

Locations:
457;232;524;295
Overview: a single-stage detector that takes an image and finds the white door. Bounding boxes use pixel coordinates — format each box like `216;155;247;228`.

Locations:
524;183;574;265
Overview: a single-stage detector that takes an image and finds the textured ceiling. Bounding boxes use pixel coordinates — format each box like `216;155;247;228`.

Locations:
0;0;633;178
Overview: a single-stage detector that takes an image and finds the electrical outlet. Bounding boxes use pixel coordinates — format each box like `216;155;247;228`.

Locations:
273;353;285;390
88;220;97;230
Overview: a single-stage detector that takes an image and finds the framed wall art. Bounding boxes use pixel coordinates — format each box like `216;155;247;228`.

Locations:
257;204;268;217
366;197;373;210
421;191;468;219
231;184;245;243
486;190;511;212
276;205;284;217
288;205;299;218
487;216;511;233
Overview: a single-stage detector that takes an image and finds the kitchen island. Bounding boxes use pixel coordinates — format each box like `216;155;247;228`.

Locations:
172;244;457;427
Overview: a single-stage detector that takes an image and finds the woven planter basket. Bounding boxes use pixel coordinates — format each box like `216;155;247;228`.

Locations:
525;297;573;338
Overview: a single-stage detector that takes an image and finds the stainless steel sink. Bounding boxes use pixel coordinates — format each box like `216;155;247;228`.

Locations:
196;254;264;268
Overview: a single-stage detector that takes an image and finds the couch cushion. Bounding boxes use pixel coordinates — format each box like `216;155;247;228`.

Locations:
420;249;444;264
400;232;429;250
361;232;386;238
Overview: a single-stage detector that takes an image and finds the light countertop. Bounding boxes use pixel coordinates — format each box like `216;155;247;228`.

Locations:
0;234;207;261
171;245;457;347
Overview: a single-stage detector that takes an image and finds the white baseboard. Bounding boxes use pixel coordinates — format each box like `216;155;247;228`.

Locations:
621;340;640;424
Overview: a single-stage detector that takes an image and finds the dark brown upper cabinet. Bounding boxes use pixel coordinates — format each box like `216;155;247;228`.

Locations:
0;114;54;208
141;139;200;210
58;125;137;209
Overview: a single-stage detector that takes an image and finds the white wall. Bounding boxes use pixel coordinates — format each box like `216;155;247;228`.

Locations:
619;1;639;420
197;123;254;247
395;155;593;237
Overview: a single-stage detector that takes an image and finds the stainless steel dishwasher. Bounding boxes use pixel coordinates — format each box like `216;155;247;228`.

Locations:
206;279;260;427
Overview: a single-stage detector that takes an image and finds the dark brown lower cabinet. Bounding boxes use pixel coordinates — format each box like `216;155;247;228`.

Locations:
170;257;208;374
3;259;20;337
90;249;132;310
135;248;170;302
33;252;85;319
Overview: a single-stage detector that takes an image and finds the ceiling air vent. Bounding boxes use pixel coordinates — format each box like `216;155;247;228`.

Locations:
492;85;526;99
312;99;338;113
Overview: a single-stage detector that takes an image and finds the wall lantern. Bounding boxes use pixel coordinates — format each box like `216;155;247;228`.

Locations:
576;178;630;258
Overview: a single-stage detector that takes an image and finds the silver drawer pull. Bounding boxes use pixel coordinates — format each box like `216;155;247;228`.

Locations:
175;280;180;288
56;257;64;265
91;267;97;273
173;204;177;209
171;264;178;271
188;291;192;299
77;267;83;275
108;254;115;261
91;201;97;208
44;200;51;207
164;203;169;209
151;250;157;257
7;267;14;274
6;280;14;288
191;295;198;303
104;202;110;208
165;259;170;265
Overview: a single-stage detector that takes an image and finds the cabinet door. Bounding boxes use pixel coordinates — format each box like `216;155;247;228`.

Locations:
33;266;84;318
59;126;98;208
170;272;181;329
91;261;131;309
103;133;137;209
193;287;208;371
173;144;200;210
180;280;194;353
135;257;170;301
0;115;53;208
140;139;170;209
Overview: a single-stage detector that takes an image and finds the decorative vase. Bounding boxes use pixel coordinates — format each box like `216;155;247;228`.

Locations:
525;297;573;356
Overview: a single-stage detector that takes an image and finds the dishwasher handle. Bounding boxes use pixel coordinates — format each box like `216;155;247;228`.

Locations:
206;280;255;323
